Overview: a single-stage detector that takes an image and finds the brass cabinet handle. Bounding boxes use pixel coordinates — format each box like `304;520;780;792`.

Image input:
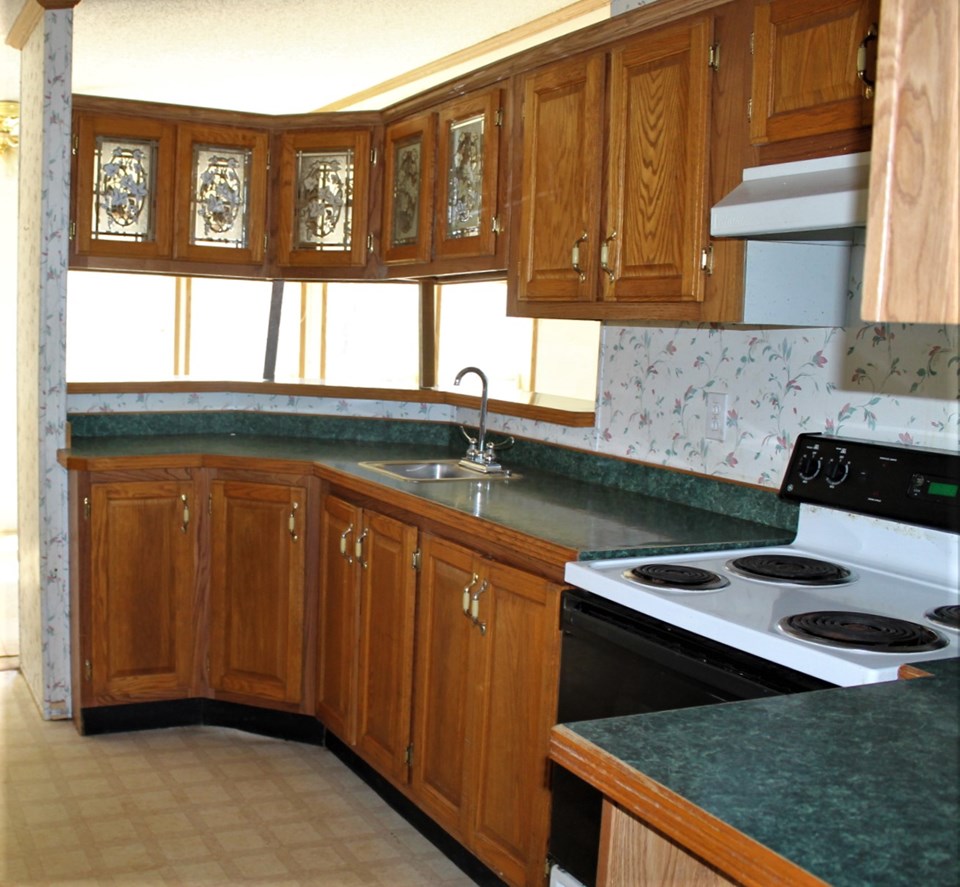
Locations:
857;24;878;99
600;229;617;281
180;494;190;534
339;524;354;563
288;502;299;542
462;572;479;617
470;580;489;635
571;231;588;282
355;528;368;569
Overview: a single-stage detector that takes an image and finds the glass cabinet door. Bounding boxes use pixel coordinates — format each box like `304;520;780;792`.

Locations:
434;88;503;262
275;128;372;269
174;123;268;265
73;113;175;259
382;113;435;265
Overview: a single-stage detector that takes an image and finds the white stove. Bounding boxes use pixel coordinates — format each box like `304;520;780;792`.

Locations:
565;435;960;687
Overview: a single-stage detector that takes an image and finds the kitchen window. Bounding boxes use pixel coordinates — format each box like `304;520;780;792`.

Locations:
66;272;599;409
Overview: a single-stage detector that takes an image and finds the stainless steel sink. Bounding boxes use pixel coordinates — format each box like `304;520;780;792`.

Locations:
359;459;519;482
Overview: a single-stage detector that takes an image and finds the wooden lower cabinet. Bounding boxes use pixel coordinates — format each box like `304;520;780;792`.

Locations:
82;473;199;705
411;533;563;887
208;475;308;705
316;495;418;785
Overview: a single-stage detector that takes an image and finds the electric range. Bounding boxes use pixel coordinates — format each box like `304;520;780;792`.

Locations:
564;434;960;686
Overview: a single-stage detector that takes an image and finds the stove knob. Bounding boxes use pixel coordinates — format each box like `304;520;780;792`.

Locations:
825;458;850;487
797;451;822;481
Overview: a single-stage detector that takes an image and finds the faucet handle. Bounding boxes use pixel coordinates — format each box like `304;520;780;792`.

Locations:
458;425;478;446
485;435;515;452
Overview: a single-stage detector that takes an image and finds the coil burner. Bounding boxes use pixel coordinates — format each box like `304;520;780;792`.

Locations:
779;611;947;652
624;563;730;592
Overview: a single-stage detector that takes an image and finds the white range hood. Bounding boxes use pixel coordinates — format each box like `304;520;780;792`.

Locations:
711;152;871;238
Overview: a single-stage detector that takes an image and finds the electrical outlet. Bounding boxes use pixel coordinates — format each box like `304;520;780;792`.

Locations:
705;392;727;442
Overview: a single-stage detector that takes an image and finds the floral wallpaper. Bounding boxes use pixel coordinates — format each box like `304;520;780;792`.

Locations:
17;10;73;719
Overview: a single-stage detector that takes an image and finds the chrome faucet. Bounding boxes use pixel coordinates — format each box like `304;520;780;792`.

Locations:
453;366;513;473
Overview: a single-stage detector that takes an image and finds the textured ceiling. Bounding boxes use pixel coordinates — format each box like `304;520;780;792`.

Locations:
1;0;609;113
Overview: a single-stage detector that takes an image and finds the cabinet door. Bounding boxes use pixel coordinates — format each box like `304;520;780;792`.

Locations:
382;113;435;265
862;0;958;324
87;480;196;703
73;113;176;260
751;0;880;146
469;560;562;887
514;52;606;304
604;16;713;305
209;479;306;704
434;88;503;262
410;534;478;839
316;495;361;740
174;123;269;264
354;510;418;785
275;128;372;269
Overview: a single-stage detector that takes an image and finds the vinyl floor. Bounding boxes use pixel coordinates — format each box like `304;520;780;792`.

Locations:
0;671;475;886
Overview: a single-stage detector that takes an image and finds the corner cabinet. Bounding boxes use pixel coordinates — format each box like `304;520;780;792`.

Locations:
274;127;375;274
510;15;715;320
79;474;199;706
316;495;418;785
208;475;309;705
411;534;562;887
750;0;880;153
382;87;506;275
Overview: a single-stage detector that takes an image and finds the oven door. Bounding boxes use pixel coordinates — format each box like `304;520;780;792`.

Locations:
550;588;831;887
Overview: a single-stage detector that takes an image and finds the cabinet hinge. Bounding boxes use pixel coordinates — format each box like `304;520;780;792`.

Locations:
204;653;210;678
700;244;715;276
83;496;90;520
69;220;76;241
411;548;421;572
491;215;502;235
370;147;378;166
72;134;78;156
747;98;753;122
83;659;92;681
367;233;374;252
264;233;268;252
208;493;213;515
404;744;413;765
750;31;755;56
495;107;503;127
708;43;720;70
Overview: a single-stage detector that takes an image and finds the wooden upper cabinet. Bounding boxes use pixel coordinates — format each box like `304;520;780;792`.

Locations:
862;0;958;324
85;478;198;705
274;127;373;270
513;52;605;305
72;113;176;261
174;123;269;265
382;113;436;265
604;17;713;304
511;15;714;318
208;477;307;705
434;88;504;263
381;86;506;274
750;0;881;148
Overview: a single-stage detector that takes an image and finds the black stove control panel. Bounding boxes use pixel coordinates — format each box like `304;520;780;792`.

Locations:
781;433;960;532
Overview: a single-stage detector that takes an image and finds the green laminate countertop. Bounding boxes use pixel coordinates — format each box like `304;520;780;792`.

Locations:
59;433;794;561
556;658;960;887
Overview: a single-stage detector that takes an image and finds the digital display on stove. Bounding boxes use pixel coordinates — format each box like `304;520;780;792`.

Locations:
910;473;960;499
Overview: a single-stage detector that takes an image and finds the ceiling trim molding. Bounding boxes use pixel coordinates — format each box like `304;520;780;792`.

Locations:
6;0;80;50
314;0;609;112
